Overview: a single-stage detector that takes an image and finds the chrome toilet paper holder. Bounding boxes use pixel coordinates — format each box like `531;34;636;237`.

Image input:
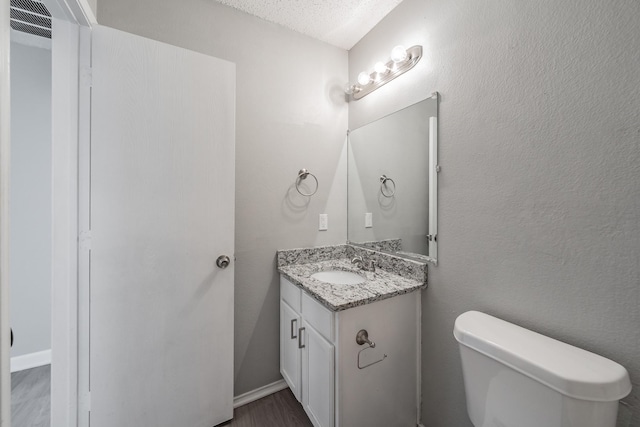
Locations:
356;329;387;369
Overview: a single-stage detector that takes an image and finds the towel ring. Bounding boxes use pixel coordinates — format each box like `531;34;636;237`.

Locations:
296;169;318;197
379;175;396;198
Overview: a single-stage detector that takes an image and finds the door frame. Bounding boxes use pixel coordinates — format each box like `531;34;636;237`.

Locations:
1;0;12;424
47;1;93;426
0;0;94;426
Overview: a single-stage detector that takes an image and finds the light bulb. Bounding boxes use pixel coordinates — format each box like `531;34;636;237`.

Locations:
390;45;408;63
357;71;371;86
374;61;388;74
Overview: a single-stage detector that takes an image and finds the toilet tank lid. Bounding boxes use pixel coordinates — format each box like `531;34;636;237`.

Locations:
453;311;632;401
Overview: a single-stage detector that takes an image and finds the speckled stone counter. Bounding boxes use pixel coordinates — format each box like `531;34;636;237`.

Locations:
277;244;427;311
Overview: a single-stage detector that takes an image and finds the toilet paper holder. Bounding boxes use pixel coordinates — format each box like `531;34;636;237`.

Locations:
356;329;387;369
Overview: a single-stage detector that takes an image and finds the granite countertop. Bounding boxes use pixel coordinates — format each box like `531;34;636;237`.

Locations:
278;257;427;312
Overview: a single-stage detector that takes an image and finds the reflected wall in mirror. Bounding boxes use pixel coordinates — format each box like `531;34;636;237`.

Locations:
347;94;438;264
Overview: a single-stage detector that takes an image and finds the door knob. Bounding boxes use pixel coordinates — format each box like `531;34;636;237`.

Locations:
216;255;231;269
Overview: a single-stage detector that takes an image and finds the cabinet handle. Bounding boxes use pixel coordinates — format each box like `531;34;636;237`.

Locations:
290;319;297;339
298;327;305;349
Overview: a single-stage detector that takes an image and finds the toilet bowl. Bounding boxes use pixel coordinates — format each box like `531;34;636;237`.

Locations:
454;311;631;427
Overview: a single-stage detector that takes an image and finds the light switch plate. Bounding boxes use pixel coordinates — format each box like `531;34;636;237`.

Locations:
365;212;373;228
319;214;328;231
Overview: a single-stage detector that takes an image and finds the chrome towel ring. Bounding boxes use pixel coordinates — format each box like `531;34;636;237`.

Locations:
296;168;318;196
379;175;396;198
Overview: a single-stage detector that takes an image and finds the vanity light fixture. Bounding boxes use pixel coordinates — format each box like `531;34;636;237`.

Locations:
345;45;423;100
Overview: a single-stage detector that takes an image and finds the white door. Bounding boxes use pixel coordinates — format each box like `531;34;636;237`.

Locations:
88;26;235;427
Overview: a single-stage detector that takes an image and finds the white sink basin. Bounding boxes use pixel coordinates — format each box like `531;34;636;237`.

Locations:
311;270;366;285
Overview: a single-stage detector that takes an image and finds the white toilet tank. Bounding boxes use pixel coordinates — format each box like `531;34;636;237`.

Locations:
454;311;631;427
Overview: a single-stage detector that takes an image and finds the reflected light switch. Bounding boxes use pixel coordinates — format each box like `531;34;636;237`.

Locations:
365;213;373;228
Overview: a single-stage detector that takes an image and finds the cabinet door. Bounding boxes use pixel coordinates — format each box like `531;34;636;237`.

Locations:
302;321;334;427
280;300;302;401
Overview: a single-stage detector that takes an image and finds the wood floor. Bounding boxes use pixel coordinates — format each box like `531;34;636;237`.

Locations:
10;365;311;427
225;388;313;427
11;365;51;427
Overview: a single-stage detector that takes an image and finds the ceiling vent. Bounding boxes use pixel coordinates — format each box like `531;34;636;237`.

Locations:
10;0;51;39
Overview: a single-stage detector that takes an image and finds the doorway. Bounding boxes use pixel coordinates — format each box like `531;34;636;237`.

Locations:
8;1;53;425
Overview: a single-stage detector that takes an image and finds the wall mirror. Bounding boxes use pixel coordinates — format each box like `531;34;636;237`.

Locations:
347;93;439;264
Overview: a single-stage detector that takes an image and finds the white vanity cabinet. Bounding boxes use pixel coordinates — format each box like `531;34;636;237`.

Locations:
280;276;420;427
281;277;335;426
280;299;302;401
301;317;335;427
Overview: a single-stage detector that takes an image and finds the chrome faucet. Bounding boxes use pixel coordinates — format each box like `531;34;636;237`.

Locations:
352;256;376;273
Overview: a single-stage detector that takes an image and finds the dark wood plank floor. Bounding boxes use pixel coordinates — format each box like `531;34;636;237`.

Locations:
11;364;51;427
11;366;310;427
224;388;313;427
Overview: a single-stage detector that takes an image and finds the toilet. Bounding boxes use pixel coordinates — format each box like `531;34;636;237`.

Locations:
454;311;632;427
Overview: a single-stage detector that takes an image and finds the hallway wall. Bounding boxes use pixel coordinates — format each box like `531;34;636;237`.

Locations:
9;40;52;363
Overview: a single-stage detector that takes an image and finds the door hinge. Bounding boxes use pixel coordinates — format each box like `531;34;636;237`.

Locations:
79;230;92;250
80;390;91;413
81;66;93;87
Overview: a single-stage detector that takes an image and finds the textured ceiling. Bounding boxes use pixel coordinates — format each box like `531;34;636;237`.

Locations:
212;0;404;50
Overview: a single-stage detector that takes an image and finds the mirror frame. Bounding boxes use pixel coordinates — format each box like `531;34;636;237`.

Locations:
346;91;439;265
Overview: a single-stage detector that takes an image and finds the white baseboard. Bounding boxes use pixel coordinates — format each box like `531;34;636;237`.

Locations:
233;379;288;408
11;349;52;373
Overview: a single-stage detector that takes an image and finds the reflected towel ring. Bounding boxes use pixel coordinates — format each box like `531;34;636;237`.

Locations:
296;169;319;197
379;175;396;198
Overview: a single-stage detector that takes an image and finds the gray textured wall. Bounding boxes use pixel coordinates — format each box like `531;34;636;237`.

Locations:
9;41;52;358
349;1;640;426
97;1;348;396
